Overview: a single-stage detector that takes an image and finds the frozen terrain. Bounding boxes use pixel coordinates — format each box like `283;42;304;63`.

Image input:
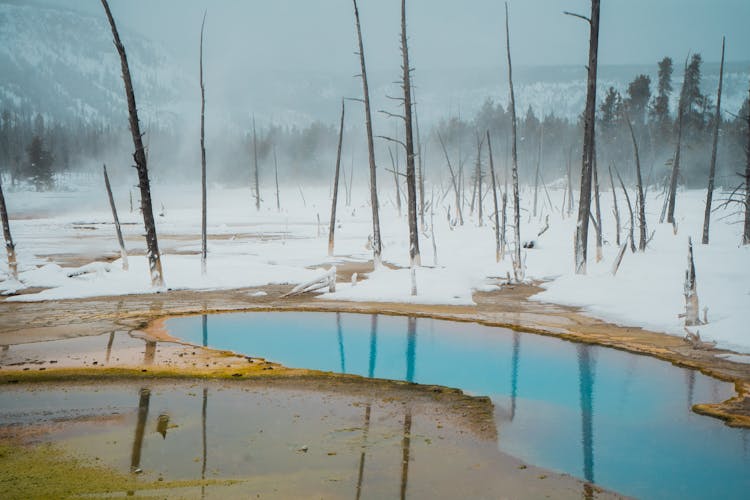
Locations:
1;174;748;354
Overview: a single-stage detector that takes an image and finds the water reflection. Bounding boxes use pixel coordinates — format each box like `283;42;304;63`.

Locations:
130;387;150;473
166;312;750;500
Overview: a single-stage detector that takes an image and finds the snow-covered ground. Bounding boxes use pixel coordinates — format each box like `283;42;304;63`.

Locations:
1;177;748;354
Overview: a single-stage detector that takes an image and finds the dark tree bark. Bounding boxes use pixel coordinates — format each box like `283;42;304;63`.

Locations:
505;2;522;280
401;0;421;276
665;56;689;225
101;0;163;287
328;100;345;257
487;131;502;262
252;117;260;211
199;11;207;275
103;164;128;271
608;164;621;247
615;166;636;253
130;387;150;472
702;37;725;245
352;0;382;267
623;108;647;251
569;0;601;275
0;172;17;280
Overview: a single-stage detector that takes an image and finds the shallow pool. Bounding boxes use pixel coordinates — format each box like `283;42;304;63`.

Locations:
167;312;750;500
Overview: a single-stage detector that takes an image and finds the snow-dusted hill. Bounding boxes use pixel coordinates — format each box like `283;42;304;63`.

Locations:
0;1;190;126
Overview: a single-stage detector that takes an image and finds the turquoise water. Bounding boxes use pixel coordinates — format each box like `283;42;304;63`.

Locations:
167;312;750;500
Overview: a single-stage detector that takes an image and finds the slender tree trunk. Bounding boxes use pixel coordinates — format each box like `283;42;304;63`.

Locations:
615;166;636;253
608;164;621;247
623;108;647;251
103;164;128;271
401;0;421;292
413;83;425;228
389;147;402;217
199;12;207;276
487;131;502;262
101;0;163;287
0;172;17;280
702;38;725;245
252;117;260;211
505;2;522;281
352;0;382;267
745;83;750;245
329;100;345;256
684;237;700;325
273;146;280;211
438;132;463;225
572;0;600;275
666;57;689;225
475;135;484;226
593;150;603;261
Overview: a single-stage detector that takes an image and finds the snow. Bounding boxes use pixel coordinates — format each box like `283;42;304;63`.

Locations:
1;179;749;354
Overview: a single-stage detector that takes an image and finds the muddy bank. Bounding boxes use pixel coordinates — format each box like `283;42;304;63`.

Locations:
0;379;622;499
2;266;750;427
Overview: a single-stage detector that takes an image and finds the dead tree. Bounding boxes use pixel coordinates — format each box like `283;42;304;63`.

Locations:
413;83;426;228
608;164;621;247
0;172;17;280
328;100;345;257
388;147;402;216
702;37;725;245
592;152;603;261
745;83;750;245
665;56;689;226
352;0;383;267
103;164;128;271
437;132;463;225
199;11;207;275
101;0;163;287
505;2;523;281
252;117;260;211
475;134;485;226
273;146;280;212
567;0;601;275
400;0;421;292
487;131;502;261
615;166;636;253
683;237;700;326
623;107;647;251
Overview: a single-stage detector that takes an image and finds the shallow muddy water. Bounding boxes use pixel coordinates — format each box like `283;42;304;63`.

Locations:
165;311;750;500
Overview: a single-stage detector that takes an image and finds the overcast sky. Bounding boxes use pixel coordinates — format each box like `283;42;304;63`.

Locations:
36;0;750;73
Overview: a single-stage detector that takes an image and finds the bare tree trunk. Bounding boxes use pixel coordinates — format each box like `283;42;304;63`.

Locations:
389;147;402;217
487;131;502;262
101;0;163;287
666;57;689;225
438;132;463;225
615;166;636;253
273;146;280;212
684;237;700;326
475;135;484;226
352;0;382;267
702;38;725;245
199;11;207;276
329;100;345;257
592;150;603;262
623;108;647;251
413;83;425;228
608;164;621;247
401;0;421;290
745;83;750;245
570;0;600;275
103;164;128;271
505;2;522;281
0;172;17;280
252;117;260;211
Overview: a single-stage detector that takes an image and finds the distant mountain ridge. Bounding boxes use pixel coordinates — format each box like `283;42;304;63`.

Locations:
0;2;747;130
